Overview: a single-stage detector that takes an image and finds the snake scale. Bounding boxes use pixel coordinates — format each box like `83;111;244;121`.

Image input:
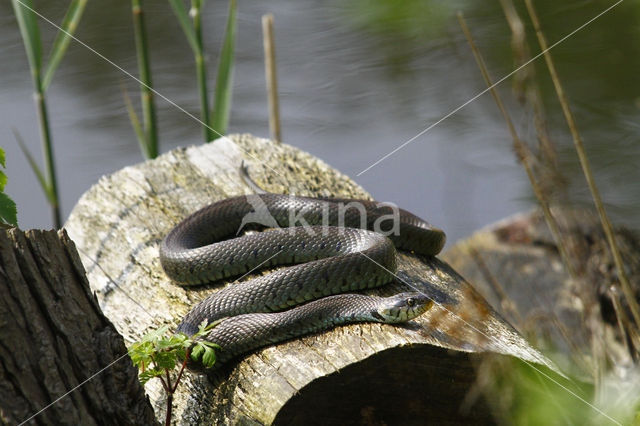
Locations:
160;185;446;366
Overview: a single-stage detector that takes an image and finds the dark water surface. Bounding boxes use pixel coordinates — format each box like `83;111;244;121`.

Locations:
1;1;639;246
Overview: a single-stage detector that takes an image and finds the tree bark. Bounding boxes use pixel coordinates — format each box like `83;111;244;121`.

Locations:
0;228;158;425
65;134;559;425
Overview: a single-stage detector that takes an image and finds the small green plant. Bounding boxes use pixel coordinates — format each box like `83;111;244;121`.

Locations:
129;320;221;425
0;148;18;227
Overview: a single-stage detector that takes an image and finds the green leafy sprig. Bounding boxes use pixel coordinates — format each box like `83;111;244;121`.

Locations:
129;320;221;385
129;320;221;425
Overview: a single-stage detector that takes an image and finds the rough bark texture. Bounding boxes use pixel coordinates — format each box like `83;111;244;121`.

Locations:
65;134;557;425
0;228;157;425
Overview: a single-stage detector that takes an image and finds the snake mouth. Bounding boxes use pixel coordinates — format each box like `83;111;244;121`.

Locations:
372;292;433;323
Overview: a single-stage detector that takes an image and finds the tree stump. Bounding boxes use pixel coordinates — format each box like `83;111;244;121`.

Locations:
65;134;557;425
0;228;157;425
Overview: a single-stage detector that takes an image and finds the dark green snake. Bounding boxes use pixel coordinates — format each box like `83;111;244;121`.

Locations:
160;189;445;366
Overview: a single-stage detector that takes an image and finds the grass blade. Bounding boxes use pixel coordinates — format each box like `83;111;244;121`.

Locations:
42;0;88;90
168;0;198;53
11;0;42;74
13;130;54;204
122;86;150;159
210;0;237;140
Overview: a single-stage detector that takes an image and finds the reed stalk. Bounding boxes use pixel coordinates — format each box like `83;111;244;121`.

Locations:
169;0;236;142
525;0;640;331
210;0;237;140
262;13;282;143
192;0;213;142
34;83;61;227
457;12;577;280
131;0;158;158
11;0;89;228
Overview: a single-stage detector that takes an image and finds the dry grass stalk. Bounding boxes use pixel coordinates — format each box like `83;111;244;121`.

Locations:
457;11;577;280
262;13;282;143
524;0;640;332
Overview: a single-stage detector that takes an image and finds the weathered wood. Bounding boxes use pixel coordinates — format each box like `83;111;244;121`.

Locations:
0;228;157;425
65;134;557;425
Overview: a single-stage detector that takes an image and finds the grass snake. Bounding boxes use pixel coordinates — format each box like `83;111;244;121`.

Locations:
160;188;445;366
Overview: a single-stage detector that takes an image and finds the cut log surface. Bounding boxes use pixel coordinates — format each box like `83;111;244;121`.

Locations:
0;228;157;425
65;134;557;425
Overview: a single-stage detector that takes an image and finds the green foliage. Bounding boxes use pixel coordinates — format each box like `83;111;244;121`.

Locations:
129;320;221;385
122;87;149;160
477;355;640;425
11;0;87;228
0;148;18;227
129;0;159;159
43;0;88;90
169;0;237;142
129;320;221;424
11;0;42;74
167;0;198;52
210;0;237;139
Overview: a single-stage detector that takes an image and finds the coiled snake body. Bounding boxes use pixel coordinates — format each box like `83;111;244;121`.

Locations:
160;192;445;366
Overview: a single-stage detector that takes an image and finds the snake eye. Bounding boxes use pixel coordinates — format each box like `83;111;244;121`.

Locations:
406;297;416;307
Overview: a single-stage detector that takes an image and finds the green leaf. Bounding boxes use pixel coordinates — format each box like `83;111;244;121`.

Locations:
0;171;7;193
168;0;199;53
201;346;217;368
175;348;187;360
42;0;88;90
0;192;18;227
13;130;55;204
154;350;177;370
0;147;5;168
139;368;164;385
195;317;225;337
191;344;204;361
197;319;211;334
156;336;179;350
199;341;221;350
122;86;150;158
11;0;43;76
210;0;237;139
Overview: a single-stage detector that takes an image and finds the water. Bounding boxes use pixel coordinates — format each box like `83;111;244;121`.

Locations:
1;1;638;247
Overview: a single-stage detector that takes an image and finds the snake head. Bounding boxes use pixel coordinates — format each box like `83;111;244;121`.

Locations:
374;292;433;323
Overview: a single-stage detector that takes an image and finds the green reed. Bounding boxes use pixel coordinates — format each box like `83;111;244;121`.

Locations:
11;0;88;228
169;0;237;142
130;0;159;159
